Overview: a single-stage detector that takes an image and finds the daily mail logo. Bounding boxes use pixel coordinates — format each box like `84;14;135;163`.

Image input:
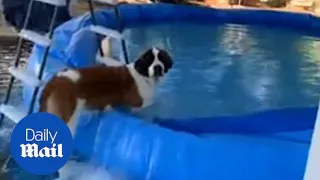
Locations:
20;128;63;158
10;113;73;175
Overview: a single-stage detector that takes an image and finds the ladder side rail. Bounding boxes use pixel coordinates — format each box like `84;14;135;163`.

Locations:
28;6;61;114
303;100;320;180
113;5;129;64
88;0;129;64
88;0;105;57
0;0;36;125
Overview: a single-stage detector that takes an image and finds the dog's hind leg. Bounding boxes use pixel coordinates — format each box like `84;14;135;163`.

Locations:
46;96;86;180
43;89;84;136
67;98;86;136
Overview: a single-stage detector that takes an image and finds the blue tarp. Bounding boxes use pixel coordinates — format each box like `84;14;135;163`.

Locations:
24;4;319;180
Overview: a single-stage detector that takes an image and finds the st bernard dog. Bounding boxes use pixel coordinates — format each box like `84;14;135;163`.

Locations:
39;43;173;136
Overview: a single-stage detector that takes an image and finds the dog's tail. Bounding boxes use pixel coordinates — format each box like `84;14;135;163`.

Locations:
96;36;125;67
101;36;111;57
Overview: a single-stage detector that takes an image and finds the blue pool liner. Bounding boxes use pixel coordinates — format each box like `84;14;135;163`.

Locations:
23;4;320;180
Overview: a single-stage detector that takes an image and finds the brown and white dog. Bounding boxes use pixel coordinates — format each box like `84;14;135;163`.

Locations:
39;47;173;136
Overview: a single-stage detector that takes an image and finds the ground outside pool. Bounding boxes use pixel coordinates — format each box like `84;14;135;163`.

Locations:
1;3;320;180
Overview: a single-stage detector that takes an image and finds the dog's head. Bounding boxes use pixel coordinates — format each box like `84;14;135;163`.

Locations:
134;47;173;80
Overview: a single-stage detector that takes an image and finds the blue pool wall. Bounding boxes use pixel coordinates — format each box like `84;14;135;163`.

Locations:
23;4;320;180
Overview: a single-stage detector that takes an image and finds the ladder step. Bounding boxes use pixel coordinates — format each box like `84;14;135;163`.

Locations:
19;30;51;47
96;56;125;67
35;0;67;6
0;104;28;123
8;67;42;87
90;25;123;40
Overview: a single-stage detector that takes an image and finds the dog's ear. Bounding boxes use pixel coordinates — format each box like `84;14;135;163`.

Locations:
134;49;154;77
158;49;173;73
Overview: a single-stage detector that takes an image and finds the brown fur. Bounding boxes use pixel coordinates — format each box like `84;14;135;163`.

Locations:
39;65;142;125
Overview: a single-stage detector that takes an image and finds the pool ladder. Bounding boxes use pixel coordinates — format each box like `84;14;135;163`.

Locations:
0;0;130;125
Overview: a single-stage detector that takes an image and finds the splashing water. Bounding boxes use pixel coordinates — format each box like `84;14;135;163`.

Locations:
56;161;125;180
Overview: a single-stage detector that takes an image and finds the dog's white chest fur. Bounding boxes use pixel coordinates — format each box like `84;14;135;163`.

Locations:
127;64;157;109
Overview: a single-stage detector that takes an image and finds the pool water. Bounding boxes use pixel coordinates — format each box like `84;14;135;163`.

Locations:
1;22;320;179
123;22;320;119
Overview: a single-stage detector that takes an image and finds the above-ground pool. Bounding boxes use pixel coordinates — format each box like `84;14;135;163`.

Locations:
20;3;320;180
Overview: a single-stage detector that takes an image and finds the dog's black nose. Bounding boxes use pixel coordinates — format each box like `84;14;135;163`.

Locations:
153;65;163;76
